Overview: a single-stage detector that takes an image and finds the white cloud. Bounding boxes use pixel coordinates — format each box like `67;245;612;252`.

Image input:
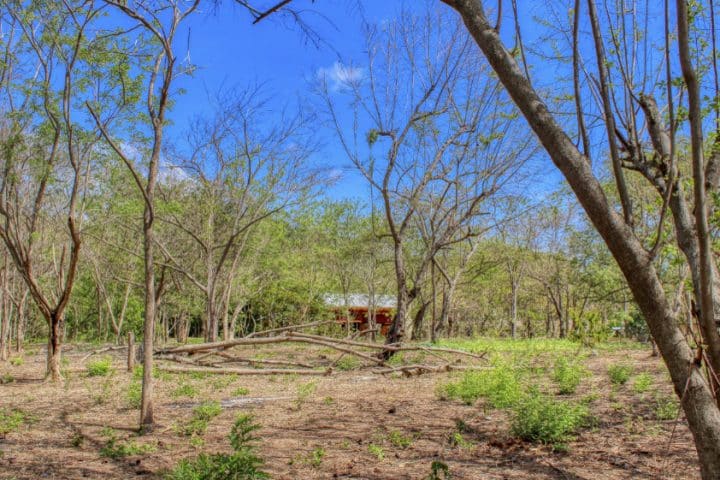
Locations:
317;62;364;91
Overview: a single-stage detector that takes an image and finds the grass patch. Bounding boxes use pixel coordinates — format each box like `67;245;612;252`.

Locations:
389;430;413;449
654;394;680;421
632;373;653;394
172;383;199;399
335;356;360;371
179;401;223;437
232;387;250;396
166;414;268;480
510;389;590;447
0;409;32;436
86;357;114;377
607;364;633;385
293;381;317;410
368;443;384;460
437;361;522;408
552;357;587;395
127;380;142;409
100;437;156;459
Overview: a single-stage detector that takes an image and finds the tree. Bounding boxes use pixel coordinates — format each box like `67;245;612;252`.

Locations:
441;0;720;476
90;0;199;430
321;7;533;350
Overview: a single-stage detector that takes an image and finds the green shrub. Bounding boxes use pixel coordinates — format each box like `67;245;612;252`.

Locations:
437;362;522;408
510;390;589;446
100;437;156;459
654;395;679;421
293;381;317;410
607;364;633;385
368;443;384;460
335;356;360;371
233;387;250;396
389;430;413;448
180;401;222;436
127;381;142;409
166;414;268;480
172;384;199;399
0;409;29;435
9;356;23;366
552;358;586;395
427;461;451;480
632;373;653;394
86;357;113;377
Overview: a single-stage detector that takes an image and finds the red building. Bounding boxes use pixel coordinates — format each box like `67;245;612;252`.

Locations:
323;294;397;336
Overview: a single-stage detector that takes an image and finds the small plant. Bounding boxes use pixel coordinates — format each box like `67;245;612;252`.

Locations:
510;389;589;447
71;432;84;448
0;373;14;384
180;401;223;437
293;381;317;410
368;443;385;460
211;375;238;390
654;395;680;421
9;356;23;366
232;387;250;396
86;357;114;377
93;377;115;405
448;431;473;449
306;447;325;468
389;430;413;449
335;356;360;371
165;414;269;480
632;373;653;394
0;409;30;436
427;461;451;480
323;396;334;405
552;358;586;395
127;381;142;409
100;437;156;459
437;362;522;408
172;383;199;399
607;364;633;385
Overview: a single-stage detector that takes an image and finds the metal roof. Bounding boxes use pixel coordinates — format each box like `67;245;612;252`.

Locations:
322;293;397;309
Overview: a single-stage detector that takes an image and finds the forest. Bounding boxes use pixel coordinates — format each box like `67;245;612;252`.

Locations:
0;0;719;479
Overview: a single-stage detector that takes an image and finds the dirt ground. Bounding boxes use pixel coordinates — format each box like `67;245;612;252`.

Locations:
0;343;700;480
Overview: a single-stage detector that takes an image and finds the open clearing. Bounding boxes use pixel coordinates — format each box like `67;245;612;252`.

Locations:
0;340;697;479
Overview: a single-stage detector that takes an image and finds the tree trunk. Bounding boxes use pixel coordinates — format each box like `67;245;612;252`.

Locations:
443;2;720;475
510;277;518;338
140;206;156;430
46;311;63;381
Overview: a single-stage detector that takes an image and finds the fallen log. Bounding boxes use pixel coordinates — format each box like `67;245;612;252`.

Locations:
287;332;486;360
203;352;314;369
155;365;333;376
245;320;337;338
372;363;488;376
81;345;127;361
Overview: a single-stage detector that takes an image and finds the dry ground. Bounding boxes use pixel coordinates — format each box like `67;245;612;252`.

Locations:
0;342;699;480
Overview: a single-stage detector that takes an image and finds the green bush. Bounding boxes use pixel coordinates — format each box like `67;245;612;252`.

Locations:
510;389;589;446
100;437;156;459
0;409;29;435
172;383;199;399
166;414;268;480
127;381;142;409
552;358;586;395
86;357;113;377
389;430;413;449
607;364;633;385
335;356;360;371
654;395;679;421
180;401;222;436
437;362;522;408
632;373;653;394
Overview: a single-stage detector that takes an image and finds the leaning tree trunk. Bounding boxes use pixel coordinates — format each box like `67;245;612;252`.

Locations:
442;1;720;476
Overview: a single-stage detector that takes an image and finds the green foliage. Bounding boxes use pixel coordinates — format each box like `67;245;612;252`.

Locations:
127;380;142;409
293;381;317;410
335;356;360;371
388;430;413;449
86;357;114;377
654;395;680;421
232;387;250;396
166;415;268;480
100;431;156;459
437;361;522;408
510;390;589;446
607;364;633;385
9;357;23;366
172;383;199;399
0;409;31;436
632;373;653;394
552;358;587;395
368;443;385;460
0;373;14;384
179;402;222;437
427;461;451;480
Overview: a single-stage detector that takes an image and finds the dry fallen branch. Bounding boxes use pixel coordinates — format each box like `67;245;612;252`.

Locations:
245;320;337;338
81;345;127;361
155;365;333;376
372;363;488;376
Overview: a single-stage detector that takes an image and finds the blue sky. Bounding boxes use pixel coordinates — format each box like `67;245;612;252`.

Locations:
161;1;564;203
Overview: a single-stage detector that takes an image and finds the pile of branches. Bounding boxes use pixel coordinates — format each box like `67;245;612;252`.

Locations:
154;321;486;377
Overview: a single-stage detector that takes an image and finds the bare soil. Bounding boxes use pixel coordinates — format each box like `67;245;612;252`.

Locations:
0;344;698;479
